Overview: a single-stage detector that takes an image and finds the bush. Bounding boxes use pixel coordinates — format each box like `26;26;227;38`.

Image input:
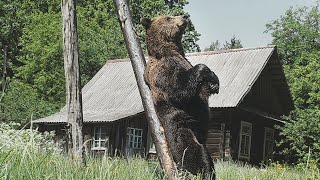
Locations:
277;109;320;165
0;122;61;154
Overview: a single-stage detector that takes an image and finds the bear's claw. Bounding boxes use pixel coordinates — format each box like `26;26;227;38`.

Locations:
208;82;219;94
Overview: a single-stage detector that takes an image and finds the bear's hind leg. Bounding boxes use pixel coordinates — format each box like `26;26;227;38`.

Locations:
172;128;215;179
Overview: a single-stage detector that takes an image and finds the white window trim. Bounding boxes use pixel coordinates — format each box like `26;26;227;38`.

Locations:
92;126;107;151
127;127;143;149
238;121;252;160
263;127;275;160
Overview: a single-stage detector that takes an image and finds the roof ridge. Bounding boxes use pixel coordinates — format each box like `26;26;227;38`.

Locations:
106;46;276;63
186;45;276;57
107;58;130;63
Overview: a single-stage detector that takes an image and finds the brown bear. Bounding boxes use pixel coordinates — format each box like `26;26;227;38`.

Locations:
142;15;219;179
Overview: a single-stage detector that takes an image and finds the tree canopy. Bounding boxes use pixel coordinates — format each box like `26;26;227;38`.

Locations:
266;2;320;164
204;36;243;51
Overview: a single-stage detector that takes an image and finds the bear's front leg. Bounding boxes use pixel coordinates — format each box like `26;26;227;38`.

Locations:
185;64;219;95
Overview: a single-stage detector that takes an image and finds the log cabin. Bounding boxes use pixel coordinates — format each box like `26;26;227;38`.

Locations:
33;46;294;164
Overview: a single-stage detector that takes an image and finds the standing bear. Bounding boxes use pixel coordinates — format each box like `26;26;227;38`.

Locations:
142;15;219;179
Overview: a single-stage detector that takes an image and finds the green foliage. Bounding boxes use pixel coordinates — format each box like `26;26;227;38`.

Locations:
215;160;319;180
15;13;65;103
266;2;320;164
223;36;243;50
0;122;61;153
0;149;319;180
204;40;221;51
280;109;320;164
204;36;243;51
0;0;24;83
0;126;162;179
0;121;318;179
0;80;60;125
76;2;128;83
131;0;201;52
0;124;318;179
0;0;21;48
2;0;200;126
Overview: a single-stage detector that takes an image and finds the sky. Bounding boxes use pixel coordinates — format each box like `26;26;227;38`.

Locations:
184;0;317;50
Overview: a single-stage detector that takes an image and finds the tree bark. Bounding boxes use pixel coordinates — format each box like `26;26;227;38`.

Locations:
113;0;177;179
2;46;7;92
61;0;84;162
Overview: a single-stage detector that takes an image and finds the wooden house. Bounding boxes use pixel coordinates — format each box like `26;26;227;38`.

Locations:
33;46;293;164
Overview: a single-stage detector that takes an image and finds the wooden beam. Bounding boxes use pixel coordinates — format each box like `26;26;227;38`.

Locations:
113;0;177;179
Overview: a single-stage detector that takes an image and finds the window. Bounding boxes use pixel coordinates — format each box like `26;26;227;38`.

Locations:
238;121;252;160
92;126;107;150
263;127;274;160
127;128;143;149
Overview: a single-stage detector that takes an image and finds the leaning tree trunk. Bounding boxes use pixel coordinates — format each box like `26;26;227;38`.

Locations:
61;0;84;162
113;0;177;179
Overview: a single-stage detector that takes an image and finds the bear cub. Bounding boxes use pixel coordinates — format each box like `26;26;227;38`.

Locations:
142;15;219;179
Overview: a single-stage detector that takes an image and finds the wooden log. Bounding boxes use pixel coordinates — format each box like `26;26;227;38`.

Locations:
113;0;177;179
61;0;84;162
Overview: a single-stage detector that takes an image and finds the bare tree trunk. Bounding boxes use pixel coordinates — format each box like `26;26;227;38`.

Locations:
113;0;177;179
2;46;7;92
61;0;84;162
0;46;7;113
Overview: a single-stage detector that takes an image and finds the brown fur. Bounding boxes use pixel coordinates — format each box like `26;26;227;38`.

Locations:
142;15;219;179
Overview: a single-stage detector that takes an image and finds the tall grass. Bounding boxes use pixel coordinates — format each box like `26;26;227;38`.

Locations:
0;123;319;179
215;160;319;180
0;152;163;180
0;123;163;179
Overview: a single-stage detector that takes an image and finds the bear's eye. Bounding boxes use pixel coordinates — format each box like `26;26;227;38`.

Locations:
166;17;171;21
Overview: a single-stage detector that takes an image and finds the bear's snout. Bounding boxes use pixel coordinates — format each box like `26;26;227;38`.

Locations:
183;15;190;21
182;15;190;25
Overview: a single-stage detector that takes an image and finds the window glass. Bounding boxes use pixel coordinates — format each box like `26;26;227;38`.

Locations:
92;126;107;149
127;128;143;149
239;121;252;160
264;128;274;160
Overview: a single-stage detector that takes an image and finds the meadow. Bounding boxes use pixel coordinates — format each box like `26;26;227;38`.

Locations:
0;124;319;180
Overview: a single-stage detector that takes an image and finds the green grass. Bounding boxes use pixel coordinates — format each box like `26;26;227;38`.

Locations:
0;150;319;180
215;160;319;180
0;151;163;180
0;124;318;179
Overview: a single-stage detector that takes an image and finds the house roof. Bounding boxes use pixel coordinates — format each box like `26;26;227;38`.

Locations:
33;46;293;124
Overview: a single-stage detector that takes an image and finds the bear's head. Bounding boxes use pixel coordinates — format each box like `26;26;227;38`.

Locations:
141;15;190;58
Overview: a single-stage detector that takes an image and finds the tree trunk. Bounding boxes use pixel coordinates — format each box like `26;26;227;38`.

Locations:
113;0;177;179
61;0;84;162
2;46;7;92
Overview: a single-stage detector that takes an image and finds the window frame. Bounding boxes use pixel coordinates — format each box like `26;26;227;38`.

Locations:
263;127;275;160
92;126;107;151
127;127;143;149
238;121;252;160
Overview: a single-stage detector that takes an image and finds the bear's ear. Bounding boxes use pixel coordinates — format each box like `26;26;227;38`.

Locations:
140;17;151;29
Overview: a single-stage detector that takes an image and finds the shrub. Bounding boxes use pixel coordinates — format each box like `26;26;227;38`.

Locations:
0;122;62;154
277;109;320;165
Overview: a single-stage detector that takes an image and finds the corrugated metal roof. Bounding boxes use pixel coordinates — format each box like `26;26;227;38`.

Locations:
33;46;278;124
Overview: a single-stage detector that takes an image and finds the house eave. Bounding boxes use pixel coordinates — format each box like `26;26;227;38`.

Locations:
239;106;285;124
